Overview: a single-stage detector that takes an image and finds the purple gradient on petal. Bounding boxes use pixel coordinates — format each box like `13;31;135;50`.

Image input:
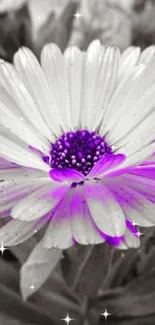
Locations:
126;220;137;236
40;184;69;199
88;154;126;178
29;146;44;157
129;166;155;179
34;209;53;227
49;168;85;183
0;209;11;218
98;228;125;246
72;238;77;245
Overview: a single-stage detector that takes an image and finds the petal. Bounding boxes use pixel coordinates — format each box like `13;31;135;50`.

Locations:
0;60;54;142
11;183;62;221
119;47;141;82
116;142;155;169
0;218;47;246
71;185;104;245
81;42;119;131
20;240;62;300
124;228;140;248
0;84;50;154
63;46;84;130
108;181;155;227
114;111;155;156
122;173;155;203
88;154;126;178
49;168;85;183
102;58;155;139
84;181;126;237
0;176;51;206
41;43;71;132
43;189;73;249
0;133;49;171
14;47;61;137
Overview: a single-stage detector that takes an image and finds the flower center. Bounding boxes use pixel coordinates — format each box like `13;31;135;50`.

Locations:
43;130;112;176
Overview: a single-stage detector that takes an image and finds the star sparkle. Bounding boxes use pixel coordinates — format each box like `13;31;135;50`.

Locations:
0;242;7;255
61;313;74;324
30;284;35;290
74;11;82;19
136;230;144;238
132;221;137;226
101;309;111;321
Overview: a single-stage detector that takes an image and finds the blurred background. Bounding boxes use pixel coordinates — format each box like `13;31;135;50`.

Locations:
1;0;155;324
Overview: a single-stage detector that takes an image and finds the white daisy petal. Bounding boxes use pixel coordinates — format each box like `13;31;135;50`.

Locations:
102;58;155;138
93;46;120;131
0;218;47;246
0;85;50;154
14;47;61;137
11;183;60;221
117;143;155;168
119;47;141;82
80;40;103;129
115;111;155;156
43;189;73;250
0;60;55;142
124;228;140;248
63;46;84;130
0;167;47;180
71;185;104;245
0;177;50;205
41;43;71;132
84;181;126;237
108;181;155;227
0;134;49;171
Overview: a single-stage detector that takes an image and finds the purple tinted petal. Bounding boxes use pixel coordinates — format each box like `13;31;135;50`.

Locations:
88;154;126;178
129;166;155;179
29;146;44;157
49;168;85;183
126;220;137;235
106;235;124;246
40;184;69;199
0;209;11;218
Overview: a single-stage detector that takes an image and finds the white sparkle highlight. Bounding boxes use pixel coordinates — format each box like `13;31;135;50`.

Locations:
30;284;35;290
74;11;82;19
101;309;111;320
0;242;7;255
136;230;144;238
62;313;74;324
132;221;137;226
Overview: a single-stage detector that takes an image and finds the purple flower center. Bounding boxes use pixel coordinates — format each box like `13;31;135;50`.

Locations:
43;130;112;176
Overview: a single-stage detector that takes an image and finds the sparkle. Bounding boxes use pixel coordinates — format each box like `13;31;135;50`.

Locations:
61;313;74;324
136;230;144;238
43;130;112;176
74;11;82;19
101;309;111;320
132;221;137;226
30;284;35;290
0;242;7;255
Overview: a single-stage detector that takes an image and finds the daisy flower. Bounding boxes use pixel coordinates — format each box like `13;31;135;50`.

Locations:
0;40;155;254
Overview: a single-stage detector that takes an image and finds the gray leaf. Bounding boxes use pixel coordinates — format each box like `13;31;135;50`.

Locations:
20;240;62;300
